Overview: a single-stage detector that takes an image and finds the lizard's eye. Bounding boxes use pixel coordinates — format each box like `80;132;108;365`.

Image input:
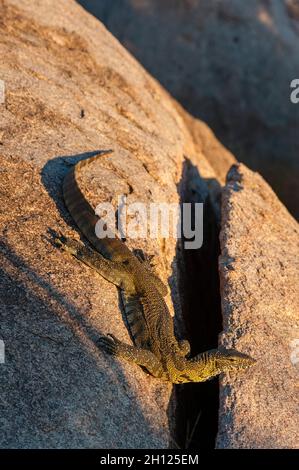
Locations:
122;259;130;266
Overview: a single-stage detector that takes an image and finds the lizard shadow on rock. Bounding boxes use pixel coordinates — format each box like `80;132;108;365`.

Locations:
41;151;109;232
167;157;223;450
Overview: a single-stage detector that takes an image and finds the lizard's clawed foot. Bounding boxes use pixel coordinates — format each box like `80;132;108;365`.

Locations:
133;249;155;268
97;334;121;356
55;234;83;256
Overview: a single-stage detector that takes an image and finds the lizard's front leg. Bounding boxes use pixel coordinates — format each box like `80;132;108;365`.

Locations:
55;235;132;290
98;334;164;379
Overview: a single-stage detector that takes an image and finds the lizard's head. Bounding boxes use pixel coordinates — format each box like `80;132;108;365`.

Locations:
214;349;256;374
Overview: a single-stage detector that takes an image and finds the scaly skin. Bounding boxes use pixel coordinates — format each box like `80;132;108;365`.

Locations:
56;152;255;384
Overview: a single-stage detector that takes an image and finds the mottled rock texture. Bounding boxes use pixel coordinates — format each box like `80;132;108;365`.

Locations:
0;0;231;448
1;0;297;450
217;164;299;449
79;0;299;219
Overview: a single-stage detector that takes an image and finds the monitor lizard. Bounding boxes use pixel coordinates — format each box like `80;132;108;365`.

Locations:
55;151;255;383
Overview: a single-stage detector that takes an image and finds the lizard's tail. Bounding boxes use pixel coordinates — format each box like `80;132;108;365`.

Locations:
63;150;132;261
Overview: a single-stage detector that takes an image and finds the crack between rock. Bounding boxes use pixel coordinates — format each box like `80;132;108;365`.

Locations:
173;159;223;449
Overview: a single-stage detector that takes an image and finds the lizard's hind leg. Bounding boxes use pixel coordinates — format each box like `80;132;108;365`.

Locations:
98;334;164;379
55;235;131;289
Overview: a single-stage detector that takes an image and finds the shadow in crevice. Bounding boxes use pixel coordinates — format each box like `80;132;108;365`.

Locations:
170;158;223;449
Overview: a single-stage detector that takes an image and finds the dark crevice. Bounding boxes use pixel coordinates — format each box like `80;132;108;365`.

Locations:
173;158;223;449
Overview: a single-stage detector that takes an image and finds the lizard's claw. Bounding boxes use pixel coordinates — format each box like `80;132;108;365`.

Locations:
107;333;118;342
54;233;67;248
97;334;120;356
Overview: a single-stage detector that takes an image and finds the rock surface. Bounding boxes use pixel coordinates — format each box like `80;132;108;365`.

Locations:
0;0;230;448
217;163;299;449
79;0;299;219
1;0;297;450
